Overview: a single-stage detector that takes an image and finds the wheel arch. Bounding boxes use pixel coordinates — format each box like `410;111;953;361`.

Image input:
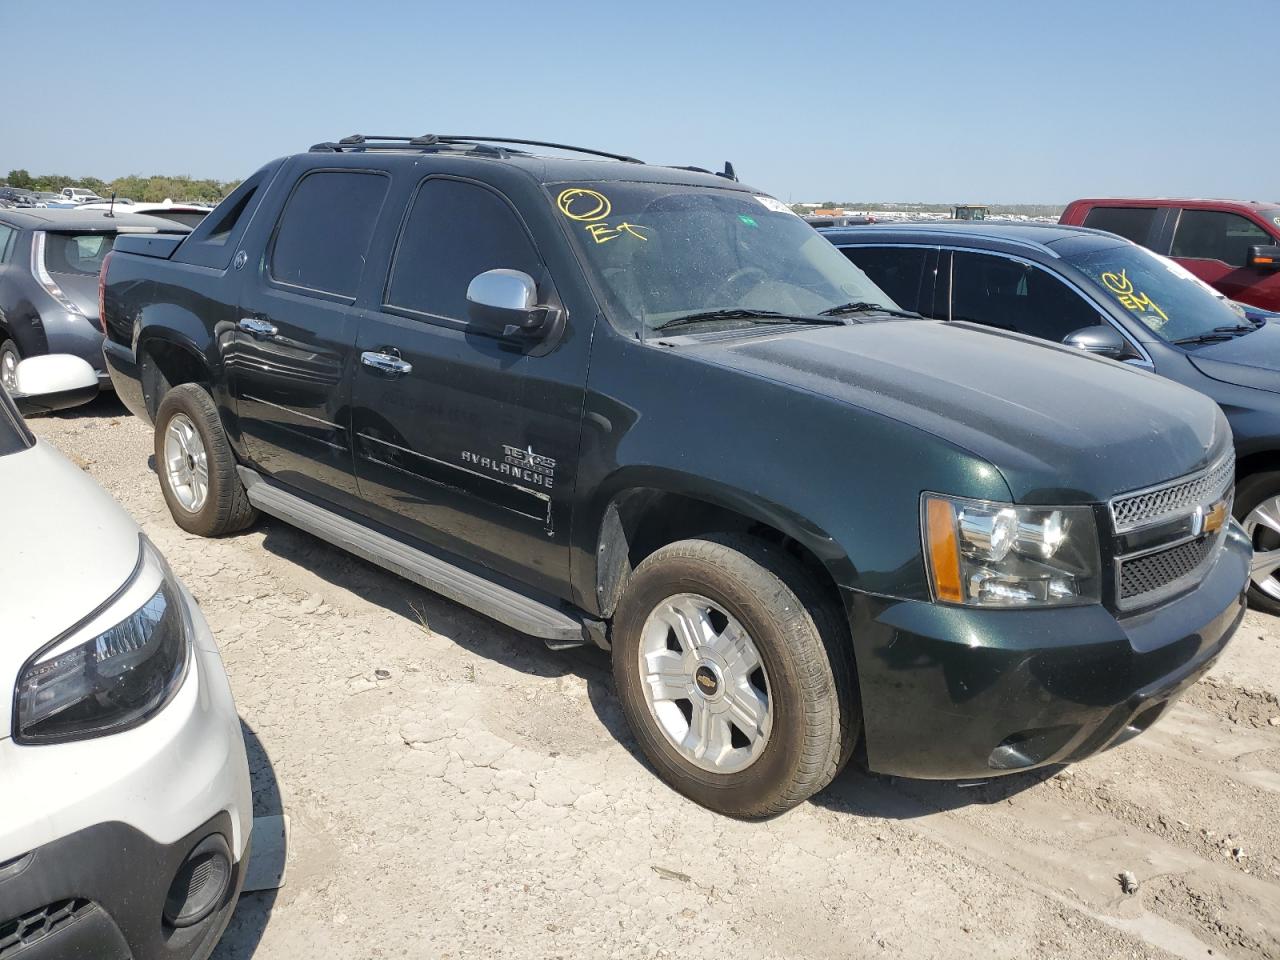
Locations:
588;469;857;632
136;326;213;419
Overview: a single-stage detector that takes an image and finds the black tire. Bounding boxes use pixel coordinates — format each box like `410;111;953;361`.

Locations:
154;384;257;537
0;338;20;394
612;535;860;819
1235;470;1280;615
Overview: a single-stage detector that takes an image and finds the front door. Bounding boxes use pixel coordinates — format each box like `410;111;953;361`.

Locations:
1170;208;1280;309
349;176;590;597
232;168;391;508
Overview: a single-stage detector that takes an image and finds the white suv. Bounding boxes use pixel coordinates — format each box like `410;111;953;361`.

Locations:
0;356;251;960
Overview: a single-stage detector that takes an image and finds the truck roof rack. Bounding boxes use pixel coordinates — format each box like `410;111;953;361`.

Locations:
309;134;645;164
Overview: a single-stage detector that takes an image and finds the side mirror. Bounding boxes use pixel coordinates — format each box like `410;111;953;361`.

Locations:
466;269;559;339
1062;324;1132;360
11;355;99;415
1247;245;1280;272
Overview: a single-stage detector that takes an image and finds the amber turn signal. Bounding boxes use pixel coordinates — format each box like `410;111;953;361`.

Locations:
924;496;964;603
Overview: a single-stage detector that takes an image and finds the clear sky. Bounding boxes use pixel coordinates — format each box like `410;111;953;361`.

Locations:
2;0;1274;203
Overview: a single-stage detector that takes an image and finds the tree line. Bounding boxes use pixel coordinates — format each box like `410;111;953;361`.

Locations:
3;169;239;203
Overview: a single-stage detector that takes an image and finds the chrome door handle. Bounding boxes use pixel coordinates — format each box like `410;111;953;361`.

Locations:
361;351;413;376
238;317;278;338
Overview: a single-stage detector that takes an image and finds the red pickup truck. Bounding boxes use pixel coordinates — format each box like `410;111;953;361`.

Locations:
1060;198;1280;313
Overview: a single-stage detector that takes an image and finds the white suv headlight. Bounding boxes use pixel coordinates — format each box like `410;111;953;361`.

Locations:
922;494;1102;607
15;537;192;743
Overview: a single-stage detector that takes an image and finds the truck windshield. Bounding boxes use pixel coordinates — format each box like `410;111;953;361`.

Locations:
1062;242;1249;343
550;181;898;335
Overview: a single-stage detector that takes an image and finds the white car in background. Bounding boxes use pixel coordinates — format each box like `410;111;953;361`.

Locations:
0;356;251;960
58;188;104;204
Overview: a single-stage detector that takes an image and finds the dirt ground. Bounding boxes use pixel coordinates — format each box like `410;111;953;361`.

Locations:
29;396;1280;960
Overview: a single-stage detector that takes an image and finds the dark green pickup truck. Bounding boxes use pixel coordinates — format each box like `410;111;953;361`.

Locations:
101;134;1250;818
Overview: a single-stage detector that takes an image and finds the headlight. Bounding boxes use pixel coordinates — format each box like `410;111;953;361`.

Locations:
15;537;192;743
922;494;1101;607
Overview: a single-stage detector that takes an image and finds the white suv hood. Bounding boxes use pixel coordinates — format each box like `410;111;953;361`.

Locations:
0;442;140;739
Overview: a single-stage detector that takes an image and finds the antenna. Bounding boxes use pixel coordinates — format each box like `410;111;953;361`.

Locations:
106;190;116;218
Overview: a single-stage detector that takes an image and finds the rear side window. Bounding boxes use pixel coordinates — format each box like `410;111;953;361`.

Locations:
44;232;114;275
840;246;933;314
0;224;14;262
1172;209;1271;267
269;170;389;298
1082;206;1158;245
385;178;541;322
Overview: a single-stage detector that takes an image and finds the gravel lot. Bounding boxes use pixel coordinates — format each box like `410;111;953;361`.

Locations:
29;396;1280;960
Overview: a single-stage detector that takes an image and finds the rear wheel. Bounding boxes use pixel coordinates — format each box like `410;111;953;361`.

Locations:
1238;471;1280;615
0;338;20;394
154;384;257;536
612;535;859;819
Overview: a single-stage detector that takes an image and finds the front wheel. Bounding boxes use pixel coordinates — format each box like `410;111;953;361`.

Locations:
1237;471;1280;615
612;535;859;819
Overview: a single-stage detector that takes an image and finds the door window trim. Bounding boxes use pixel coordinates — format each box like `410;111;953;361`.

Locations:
379;174;549;332
838;241;1155;369
264;167;392;304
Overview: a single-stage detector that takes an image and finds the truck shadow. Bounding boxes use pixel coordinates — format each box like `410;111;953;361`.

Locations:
211;720;285;960
253;517;637;750
815;762;1060;820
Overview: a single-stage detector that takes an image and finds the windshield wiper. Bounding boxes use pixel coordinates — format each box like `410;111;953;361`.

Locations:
819;301;922;320
651;309;848;332
1172;325;1256;346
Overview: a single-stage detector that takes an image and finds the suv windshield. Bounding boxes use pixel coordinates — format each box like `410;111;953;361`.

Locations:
550;181;899;335
1062;242;1249;343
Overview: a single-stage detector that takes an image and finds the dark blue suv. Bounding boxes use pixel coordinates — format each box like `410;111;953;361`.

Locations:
824;222;1280;613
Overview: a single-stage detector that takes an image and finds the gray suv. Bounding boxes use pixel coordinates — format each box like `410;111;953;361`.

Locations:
0;208;188;392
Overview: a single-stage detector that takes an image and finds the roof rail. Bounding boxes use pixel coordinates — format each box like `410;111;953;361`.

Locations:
309;134;644;164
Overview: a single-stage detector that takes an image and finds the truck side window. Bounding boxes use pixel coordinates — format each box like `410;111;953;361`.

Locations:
269;170;389;298
1082;206;1157;245
385;178;541;324
840;246;932;314
950;252;1099;343
0;224;14;263
1171;210;1271;268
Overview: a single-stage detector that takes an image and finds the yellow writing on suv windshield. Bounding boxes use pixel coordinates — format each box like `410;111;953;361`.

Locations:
557;187;651;244
1101;268;1170;329
557;188;611;222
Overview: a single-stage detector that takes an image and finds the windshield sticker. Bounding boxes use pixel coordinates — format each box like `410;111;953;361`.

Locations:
556;187;650;244
738;214;759;227
754;195;798;216
1101;268;1170;330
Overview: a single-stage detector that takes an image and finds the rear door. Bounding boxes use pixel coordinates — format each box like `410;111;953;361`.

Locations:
1169;207;1280;307
232;166;391;508
348;174;589;597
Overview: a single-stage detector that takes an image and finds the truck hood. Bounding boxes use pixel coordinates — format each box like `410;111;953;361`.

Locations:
1188;321;1280;393
686;320;1227;504
0;442;140;739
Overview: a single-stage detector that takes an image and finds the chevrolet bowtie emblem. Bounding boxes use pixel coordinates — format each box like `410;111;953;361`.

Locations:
1193;499;1228;537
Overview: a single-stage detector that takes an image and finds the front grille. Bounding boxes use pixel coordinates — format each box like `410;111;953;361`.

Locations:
1118;536;1216;604
0;899;94;958
1111;453;1234;533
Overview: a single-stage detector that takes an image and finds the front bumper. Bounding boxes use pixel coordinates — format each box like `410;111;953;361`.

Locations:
848;521;1251;779
0;586;251;960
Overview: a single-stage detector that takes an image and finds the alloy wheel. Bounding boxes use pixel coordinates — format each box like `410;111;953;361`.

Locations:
163;413;210;513
1243;494;1280;600
638;593;772;774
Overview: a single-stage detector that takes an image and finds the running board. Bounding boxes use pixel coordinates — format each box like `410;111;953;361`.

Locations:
238;468;597;646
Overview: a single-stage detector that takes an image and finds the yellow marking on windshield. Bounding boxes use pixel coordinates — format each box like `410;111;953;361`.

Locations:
557;188;611;222
1101;268;1170;329
584;221;652;244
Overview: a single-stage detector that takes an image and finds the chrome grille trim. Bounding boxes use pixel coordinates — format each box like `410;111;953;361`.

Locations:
1110;452;1235;534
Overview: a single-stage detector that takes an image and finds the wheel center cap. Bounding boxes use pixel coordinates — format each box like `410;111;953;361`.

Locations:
694;664;720;698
